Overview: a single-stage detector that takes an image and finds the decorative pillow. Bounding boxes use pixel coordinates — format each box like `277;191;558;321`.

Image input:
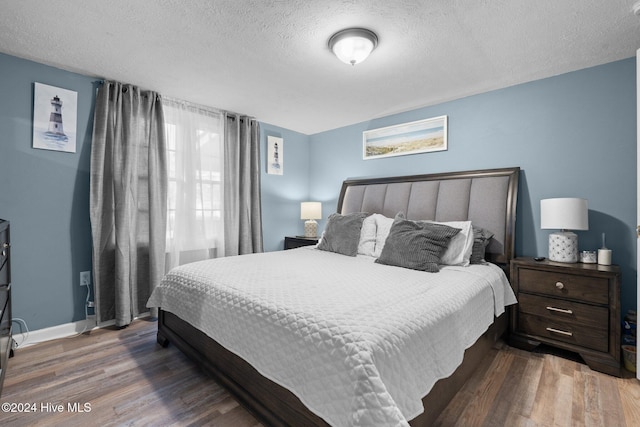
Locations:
317;212;369;256
425;220;473;266
373;214;395;258
470;226;495;264
375;214;461;272
357;214;377;256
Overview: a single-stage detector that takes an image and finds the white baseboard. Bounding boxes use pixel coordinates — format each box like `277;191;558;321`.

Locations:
12;313;150;348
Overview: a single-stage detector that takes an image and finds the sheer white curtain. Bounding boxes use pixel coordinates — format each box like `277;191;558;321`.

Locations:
162;98;225;270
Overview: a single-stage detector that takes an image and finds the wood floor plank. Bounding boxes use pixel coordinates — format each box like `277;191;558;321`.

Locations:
530;356;560;425
432;346;501;426
571;366;587;427
2;318;639;426
583;371;605;427
598;369;626;427
552;369;573;427
619;371;640;425
480;350;528;426
502;351;544;426
449;348;516;426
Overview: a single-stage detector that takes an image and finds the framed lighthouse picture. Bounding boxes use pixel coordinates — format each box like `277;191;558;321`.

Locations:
32;82;77;153
267;135;283;175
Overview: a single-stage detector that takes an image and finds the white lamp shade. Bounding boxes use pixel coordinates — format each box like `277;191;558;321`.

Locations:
540;198;588;230
300;202;322;220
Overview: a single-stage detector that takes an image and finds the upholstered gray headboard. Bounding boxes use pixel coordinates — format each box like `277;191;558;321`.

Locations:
337;167;520;266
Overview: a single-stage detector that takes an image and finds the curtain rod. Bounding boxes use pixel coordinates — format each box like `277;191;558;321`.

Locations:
93;82;256;121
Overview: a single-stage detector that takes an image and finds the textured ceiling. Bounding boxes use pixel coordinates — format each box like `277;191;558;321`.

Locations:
2;0;640;135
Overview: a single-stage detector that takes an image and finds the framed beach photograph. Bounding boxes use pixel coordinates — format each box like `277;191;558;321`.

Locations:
32;82;77;153
363;115;447;160
267;135;283;175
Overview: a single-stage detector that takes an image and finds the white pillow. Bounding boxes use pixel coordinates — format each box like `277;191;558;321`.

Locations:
373;214;395;258
357;214;377;256
427;220;474;266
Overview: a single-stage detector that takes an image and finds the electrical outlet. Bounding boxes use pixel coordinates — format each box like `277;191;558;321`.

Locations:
80;271;91;287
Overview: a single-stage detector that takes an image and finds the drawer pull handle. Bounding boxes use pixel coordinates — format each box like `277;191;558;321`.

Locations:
555;282;564;290
546;306;573;314
546;327;573;336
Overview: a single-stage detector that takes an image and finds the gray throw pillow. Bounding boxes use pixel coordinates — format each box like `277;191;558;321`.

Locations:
470;226;494;264
375;216;461;272
317;212;369;256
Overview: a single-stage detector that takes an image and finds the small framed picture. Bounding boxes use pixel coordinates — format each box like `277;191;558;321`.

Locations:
33;82;77;153
267;136;283;175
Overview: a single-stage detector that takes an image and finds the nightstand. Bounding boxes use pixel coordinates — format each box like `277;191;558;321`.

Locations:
0;219;11;397
284;236;318;250
509;257;621;376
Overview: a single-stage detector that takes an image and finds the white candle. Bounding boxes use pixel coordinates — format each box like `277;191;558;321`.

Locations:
598;249;612;265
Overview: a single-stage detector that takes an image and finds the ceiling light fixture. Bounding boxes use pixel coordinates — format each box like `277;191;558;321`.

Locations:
328;28;378;66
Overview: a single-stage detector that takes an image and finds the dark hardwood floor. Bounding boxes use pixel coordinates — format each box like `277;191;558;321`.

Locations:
2;318;639;426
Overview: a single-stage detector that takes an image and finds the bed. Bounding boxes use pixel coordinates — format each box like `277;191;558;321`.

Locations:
148;166;520;426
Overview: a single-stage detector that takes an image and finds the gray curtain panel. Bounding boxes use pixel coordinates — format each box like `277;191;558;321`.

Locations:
223;114;263;255
90;81;168;327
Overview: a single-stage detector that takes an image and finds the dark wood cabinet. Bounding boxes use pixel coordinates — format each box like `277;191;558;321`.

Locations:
0;219;11;396
509;257;621;376
284;236;318;250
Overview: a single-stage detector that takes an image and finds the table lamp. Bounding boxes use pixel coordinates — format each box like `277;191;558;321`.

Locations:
301;202;322;238
541;198;588;263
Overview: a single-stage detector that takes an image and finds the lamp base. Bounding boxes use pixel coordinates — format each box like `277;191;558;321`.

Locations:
304;220;318;238
548;231;578;263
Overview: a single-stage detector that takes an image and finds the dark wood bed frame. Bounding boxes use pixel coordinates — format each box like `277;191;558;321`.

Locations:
157;167;520;426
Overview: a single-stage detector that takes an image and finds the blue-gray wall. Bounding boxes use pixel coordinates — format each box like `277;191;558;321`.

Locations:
0;51;636;331
259;122;310;252
307;58;637;316
0;53;96;331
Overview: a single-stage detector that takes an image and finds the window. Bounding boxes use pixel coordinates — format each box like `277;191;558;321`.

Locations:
162;99;224;269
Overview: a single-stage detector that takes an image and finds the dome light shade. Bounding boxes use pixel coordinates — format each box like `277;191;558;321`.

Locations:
328;28;378;66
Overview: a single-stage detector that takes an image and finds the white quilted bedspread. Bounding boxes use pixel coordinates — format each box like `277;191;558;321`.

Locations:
147;247;516;427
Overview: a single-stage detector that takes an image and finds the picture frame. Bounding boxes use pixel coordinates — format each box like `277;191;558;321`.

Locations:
267;135;283;175
32;82;77;153
363;115;447;160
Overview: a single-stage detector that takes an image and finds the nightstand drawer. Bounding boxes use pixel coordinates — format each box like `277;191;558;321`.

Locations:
0;297;8;331
0;219;10;396
0;308;11;375
519;312;609;352
517;268;608;305
0;228;8;286
518;293;608;330
0;262;7;287
0;286;7;319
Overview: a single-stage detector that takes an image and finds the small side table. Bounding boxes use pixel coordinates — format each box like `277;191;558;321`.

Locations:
284;236;318;250
509;257;621;376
